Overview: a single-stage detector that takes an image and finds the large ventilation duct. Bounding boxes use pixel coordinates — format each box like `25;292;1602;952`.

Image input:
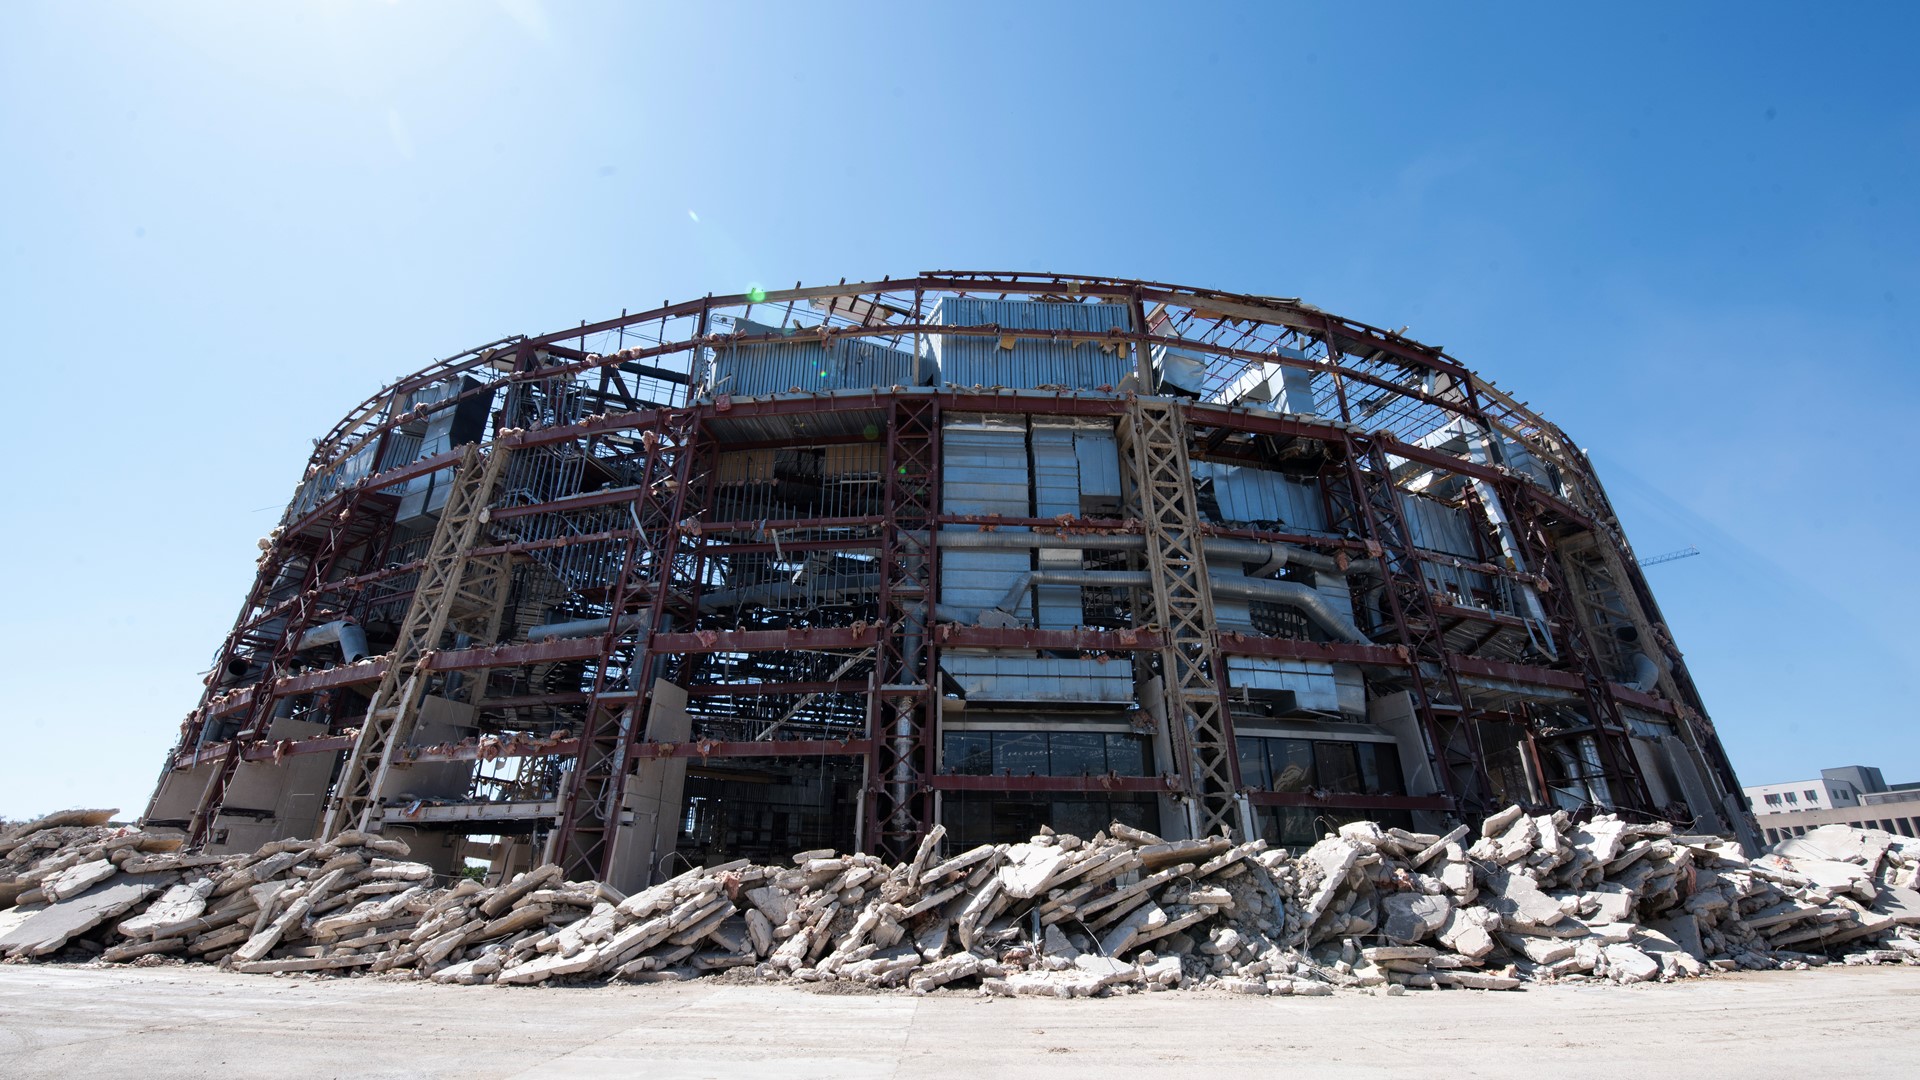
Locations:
986;568;1371;645
296;620;370;663
929;528;1376;579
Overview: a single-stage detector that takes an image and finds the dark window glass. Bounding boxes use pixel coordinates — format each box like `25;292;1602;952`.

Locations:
1315;740;1362;793
1107;794;1156;832
990;797;1051;840
1266;806;1318;848
944;731;993;775
1237;737;1270;790
946;796;994;848
1052;798;1104;839
1271;739;1315;792
993;732;1048;776
1050;732;1107;776
1357;742;1405;795
1106;733;1151;776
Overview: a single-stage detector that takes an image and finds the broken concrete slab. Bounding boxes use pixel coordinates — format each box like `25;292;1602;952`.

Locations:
1602;943;1660;984
0;874;164;957
1478;867;1566;929
1381;892;1454;944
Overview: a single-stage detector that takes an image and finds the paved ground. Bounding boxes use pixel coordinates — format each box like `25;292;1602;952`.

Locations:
0;963;1914;1078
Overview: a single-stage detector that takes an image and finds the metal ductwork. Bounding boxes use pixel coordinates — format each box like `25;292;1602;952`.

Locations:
296;619;370;663
987;568;1371;645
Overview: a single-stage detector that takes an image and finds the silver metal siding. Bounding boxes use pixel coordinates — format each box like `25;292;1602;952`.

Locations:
941;652;1134;704
1031;422;1083;629
940;421;1031;617
929;297;1133;390
712;327;926;397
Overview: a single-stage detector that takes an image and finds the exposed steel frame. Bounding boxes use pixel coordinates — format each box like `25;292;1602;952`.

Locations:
144;271;1754;862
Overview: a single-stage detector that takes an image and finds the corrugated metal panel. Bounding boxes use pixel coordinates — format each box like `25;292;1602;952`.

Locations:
1031;422;1082;629
1074;424;1121;504
941;421;1031;617
822;443;884;478
942;652;1133;704
1399;492;1478;557
1195;462;1327;531
712;321;927;397
930;298;1133;390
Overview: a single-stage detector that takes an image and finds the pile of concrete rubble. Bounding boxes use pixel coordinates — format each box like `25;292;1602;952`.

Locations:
2;807;1916;997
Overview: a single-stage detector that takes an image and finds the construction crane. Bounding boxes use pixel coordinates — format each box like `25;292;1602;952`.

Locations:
1641;545;1701;567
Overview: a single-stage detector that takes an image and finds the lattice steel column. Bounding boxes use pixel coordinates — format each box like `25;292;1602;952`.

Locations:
322;444;512;836
1328;437;1494;819
1503;481;1655;815
868;396;939;860
552;410;707;882
1118;397;1241;840
181;488;383;844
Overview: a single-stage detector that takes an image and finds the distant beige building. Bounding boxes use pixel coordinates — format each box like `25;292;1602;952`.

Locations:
1743;765;1920;844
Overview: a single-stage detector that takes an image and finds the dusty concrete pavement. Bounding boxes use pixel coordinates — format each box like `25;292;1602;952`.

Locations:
0;964;1914;1079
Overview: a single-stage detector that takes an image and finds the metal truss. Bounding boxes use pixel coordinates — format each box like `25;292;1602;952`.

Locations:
551;408;707;881
180;487;389;844
1327;437;1495;820
1119;397;1241;840
322;444;513;836
867;396;940;860
1501;479;1655;815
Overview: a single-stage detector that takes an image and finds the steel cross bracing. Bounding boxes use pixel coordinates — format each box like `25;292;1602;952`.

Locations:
1118;397;1241;841
322;444;513;837
551;409;707;882
867;396;939;861
1328;437;1494;820
1501;480;1656;815
180;490;386;844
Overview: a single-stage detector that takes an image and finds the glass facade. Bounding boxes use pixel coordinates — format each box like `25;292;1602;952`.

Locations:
942;730;1153;777
1235;736;1404;796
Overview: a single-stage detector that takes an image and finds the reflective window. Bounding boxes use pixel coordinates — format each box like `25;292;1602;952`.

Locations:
1357;742;1404;796
1314;740;1362;793
941;730;1154;778
1271;739;1315;792
1237;740;1270;791
1233;736;1403;797
945;731;992;775
1050;732;1108;776
993;732;1048;776
1106;733;1152;776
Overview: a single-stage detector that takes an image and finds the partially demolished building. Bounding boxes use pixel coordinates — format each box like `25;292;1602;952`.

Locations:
142;272;1756;891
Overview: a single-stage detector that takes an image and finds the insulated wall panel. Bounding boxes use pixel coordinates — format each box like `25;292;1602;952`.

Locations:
931;298;1133;390
941;421;1030;618
713;321;926;397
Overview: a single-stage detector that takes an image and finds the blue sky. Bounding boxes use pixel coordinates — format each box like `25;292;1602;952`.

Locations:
1;2;1914;818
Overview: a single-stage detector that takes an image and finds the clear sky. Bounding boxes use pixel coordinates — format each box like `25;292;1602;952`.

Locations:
1;2;1915;818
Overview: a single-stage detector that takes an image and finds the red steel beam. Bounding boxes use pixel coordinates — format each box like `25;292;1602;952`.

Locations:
929;774;1175;794
649;627;877;654
632;738;872;761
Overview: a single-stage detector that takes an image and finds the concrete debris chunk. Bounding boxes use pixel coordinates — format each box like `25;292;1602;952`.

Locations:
0;807;1914;996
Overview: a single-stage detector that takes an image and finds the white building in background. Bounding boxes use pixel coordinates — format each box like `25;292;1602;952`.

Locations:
1742;765;1920;844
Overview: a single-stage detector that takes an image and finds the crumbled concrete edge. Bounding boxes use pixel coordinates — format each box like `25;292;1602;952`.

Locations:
1;811;1915;997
